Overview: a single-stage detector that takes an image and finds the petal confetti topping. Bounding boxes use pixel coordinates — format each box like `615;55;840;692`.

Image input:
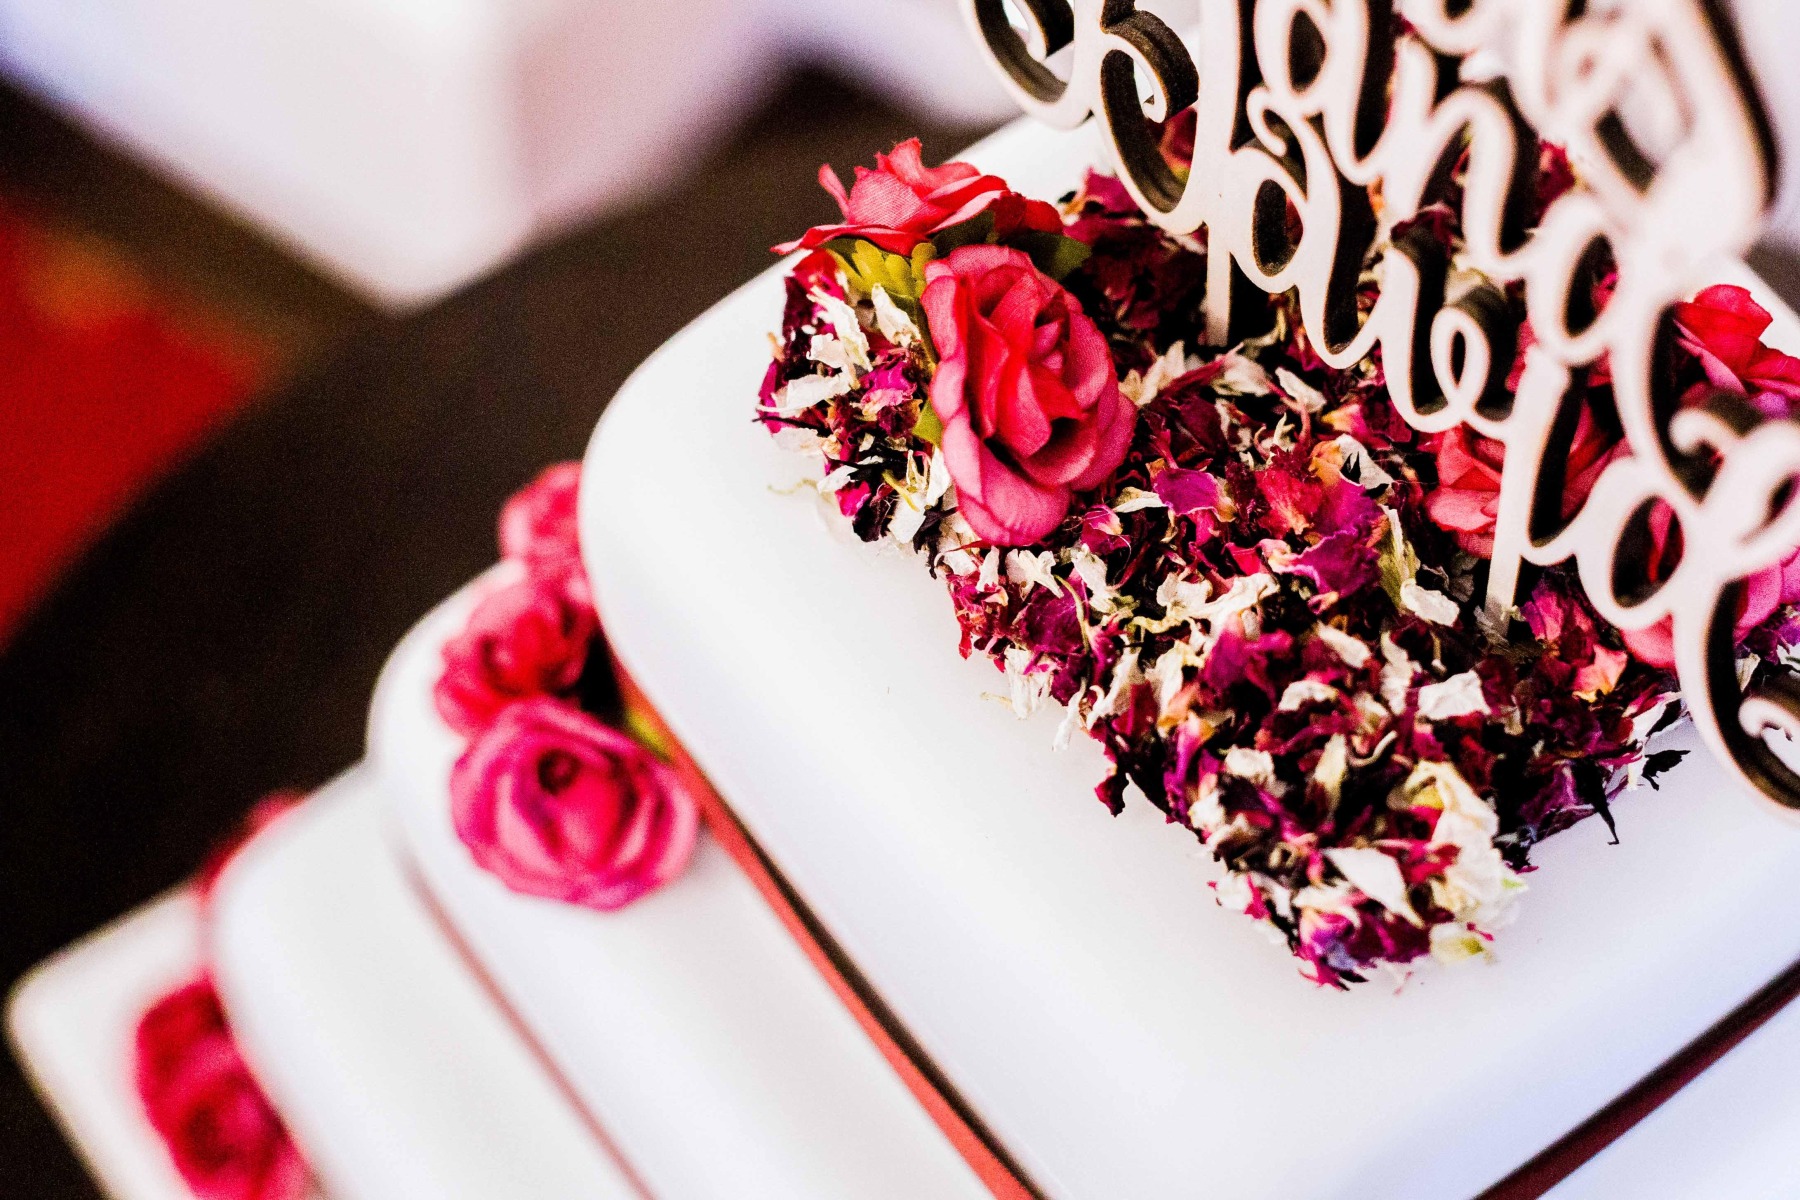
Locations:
756;139;1800;987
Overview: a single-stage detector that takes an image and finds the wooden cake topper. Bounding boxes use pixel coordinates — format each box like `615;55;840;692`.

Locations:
964;0;1800;817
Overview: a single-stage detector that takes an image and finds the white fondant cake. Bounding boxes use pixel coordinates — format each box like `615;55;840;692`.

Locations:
18;108;1800;1200
579;116;1800;1199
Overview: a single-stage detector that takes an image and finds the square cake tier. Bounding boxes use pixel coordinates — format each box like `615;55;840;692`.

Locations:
368;572;989;1200
580;117;1800;1200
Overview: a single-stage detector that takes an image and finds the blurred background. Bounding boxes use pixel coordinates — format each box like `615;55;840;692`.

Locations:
0;0;1008;1193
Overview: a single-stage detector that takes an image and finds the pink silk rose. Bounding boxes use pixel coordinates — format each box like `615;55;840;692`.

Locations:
1424;407;1618;558
774;138;1060;257
450;697;700;911
1614;503;1800;668
1615;283;1800;664
434;575;597;737
135;978;309;1200
196;792;304;902
1674;284;1800;415
500;462;583;573
921;244;1134;546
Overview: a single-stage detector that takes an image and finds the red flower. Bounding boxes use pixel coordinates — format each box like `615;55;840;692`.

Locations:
135;978;308;1200
434;575;597;737
1609;283;1800;665
1424;407;1618;558
1674;284;1800;415
921;245;1134;546
195;793;304;902
499;462;583;574
773;139;1060;257
450;698;700;911
1614;503;1800;667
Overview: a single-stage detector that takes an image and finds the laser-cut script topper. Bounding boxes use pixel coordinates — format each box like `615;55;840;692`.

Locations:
964;0;1800;817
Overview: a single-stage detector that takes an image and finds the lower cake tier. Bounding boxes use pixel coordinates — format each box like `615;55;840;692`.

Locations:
8;892;329;1200
209;769;641;1200
22;768;1793;1199
366;578;988;1200
577;115;1800;1200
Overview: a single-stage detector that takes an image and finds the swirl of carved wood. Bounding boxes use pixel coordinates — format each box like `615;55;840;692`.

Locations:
965;0;1800;817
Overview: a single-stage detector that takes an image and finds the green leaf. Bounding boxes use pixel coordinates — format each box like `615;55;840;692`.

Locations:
1034;233;1093;281
1377;518;1420;611
929;215;1092;282
828;238;934;304
625;706;674;763
930;211;996;254
914;400;944;446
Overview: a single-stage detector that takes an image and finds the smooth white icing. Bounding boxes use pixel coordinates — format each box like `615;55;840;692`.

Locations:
579;116;1800;1200
6;892;287;1200
211;770;640;1200
1546;984;1800;1198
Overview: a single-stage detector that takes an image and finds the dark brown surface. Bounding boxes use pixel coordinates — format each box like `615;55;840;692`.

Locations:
0;80;374;371
0;70;988;1198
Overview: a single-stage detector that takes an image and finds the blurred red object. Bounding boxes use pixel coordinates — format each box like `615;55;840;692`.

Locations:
0;198;268;643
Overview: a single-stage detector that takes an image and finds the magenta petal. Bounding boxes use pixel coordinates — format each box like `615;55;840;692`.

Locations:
1425;487;1500;533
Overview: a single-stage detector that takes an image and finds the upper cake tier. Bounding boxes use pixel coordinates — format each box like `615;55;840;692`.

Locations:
580;117;1800;1199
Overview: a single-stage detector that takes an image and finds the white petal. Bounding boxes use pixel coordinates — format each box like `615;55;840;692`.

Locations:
1214;352;1272;395
870;285;919;345
1223;747;1275;787
1006;550;1061;594
1275;367;1327;413
1380;634;1418;711
1113;487;1167;513
978;547;1002;590
1325;847;1423;926
811;289;869;368
1314;623;1373;669
1416;670;1491;720
1328;433;1395;489
1087;649;1142;728
1279;679;1339;711
1401;579;1461;625
817;464;858;494
1313;733;1348;806
765;371;853;415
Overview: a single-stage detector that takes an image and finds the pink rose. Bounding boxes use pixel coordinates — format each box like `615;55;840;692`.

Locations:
434;576;597;737
500;462;583;574
1610;283;1800;665
135;978;309;1200
1615;503;1800;667
773;138;1061;257
1675;284;1800;415
450;698;699;911
196;792;304;902
1424;407;1618;558
921;245;1134;546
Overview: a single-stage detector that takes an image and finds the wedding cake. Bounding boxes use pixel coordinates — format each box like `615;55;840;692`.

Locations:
16;3;1800;1199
